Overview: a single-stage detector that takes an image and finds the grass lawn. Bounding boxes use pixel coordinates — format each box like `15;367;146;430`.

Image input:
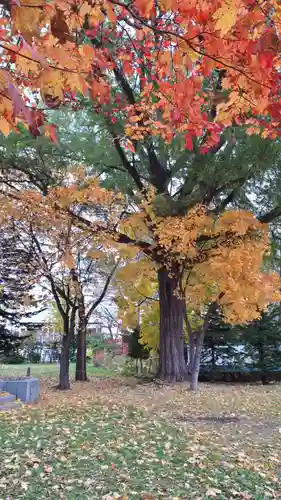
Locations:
0;368;280;499
0;362;114;378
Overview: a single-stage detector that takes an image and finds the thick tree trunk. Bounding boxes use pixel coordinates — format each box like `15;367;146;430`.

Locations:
190;331;205;391
75;292;87;382
158;266;188;381
59;331;71;390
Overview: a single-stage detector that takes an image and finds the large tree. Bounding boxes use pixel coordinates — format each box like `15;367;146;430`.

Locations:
3;126;281;388
1;0;281;384
0;172;120;388
44;108;281;385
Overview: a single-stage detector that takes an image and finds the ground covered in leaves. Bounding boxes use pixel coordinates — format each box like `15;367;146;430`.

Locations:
0;372;280;499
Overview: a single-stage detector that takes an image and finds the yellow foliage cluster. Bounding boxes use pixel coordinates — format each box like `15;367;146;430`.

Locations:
0;174;121;273
155;207;268;258
116;258;202;351
117;259;157;291
139;301;160;352
115;259;160;350
138;302;201;352
171;209;281;324
119;212;150;242
155;205;209;258
187;239;281;324
0;175;119;226
1;177;280;335
118;205;281;341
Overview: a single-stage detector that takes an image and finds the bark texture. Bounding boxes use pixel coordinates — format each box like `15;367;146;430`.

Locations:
189;301;218;390
158;266;188;381
75;288;87;382
190;331;204;391
188;330;196;376
59;327;71;390
58;307;76;390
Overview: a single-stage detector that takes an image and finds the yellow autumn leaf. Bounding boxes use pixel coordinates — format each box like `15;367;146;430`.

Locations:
87;250;105;259
159;51;171;66
65;73;88;94
16;48;41;77
0;116;10;136
12;0;48;43
0;69;9;91
40;69;64;106
159;0;173;10
179;40;198;63
79;2;92;18
106;3;117;23
215;109;233;126
62;251;75;269
213;1;238;36
89;7;105;25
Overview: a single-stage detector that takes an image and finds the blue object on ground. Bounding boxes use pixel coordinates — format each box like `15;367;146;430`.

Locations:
0;377;40;403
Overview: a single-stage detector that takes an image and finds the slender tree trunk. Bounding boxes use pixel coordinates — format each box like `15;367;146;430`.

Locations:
258;341;268;385
189;302;218;390
184;343;188;364
188;331;196;376
75;328;87;381
58;307;76;390
59;327;71;390
190;331;205;391
211;337;216;369
76;291;87;382
158;265;188;381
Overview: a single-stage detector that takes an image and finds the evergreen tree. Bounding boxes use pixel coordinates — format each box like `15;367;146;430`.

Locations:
0;325;29;363
201;309;242;369
127;327;150;360
240;306;281;376
0;229;42;321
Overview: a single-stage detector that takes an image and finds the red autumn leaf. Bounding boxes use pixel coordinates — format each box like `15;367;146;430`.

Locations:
185;135;193;151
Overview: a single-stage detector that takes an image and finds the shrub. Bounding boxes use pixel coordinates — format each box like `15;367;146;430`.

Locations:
199;369;281;384
28;351;41;363
120;358;136;377
0;353;26;364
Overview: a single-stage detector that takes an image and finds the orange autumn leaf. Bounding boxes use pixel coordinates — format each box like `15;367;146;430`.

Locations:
0;116;10;136
213;1;240;36
0;0;280;148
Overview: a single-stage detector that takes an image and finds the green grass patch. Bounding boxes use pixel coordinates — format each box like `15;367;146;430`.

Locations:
0;363;115;378
0;403;279;499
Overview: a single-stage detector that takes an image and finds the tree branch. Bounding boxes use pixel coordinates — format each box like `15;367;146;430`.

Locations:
31;230;67;320
258;206;281;223
111;64;169;193
109;129;145;192
85;261;119;322
67;208;153;256
211;176;249;214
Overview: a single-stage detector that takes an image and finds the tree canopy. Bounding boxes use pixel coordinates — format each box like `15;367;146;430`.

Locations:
1;0;281;149
2;0;281;388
